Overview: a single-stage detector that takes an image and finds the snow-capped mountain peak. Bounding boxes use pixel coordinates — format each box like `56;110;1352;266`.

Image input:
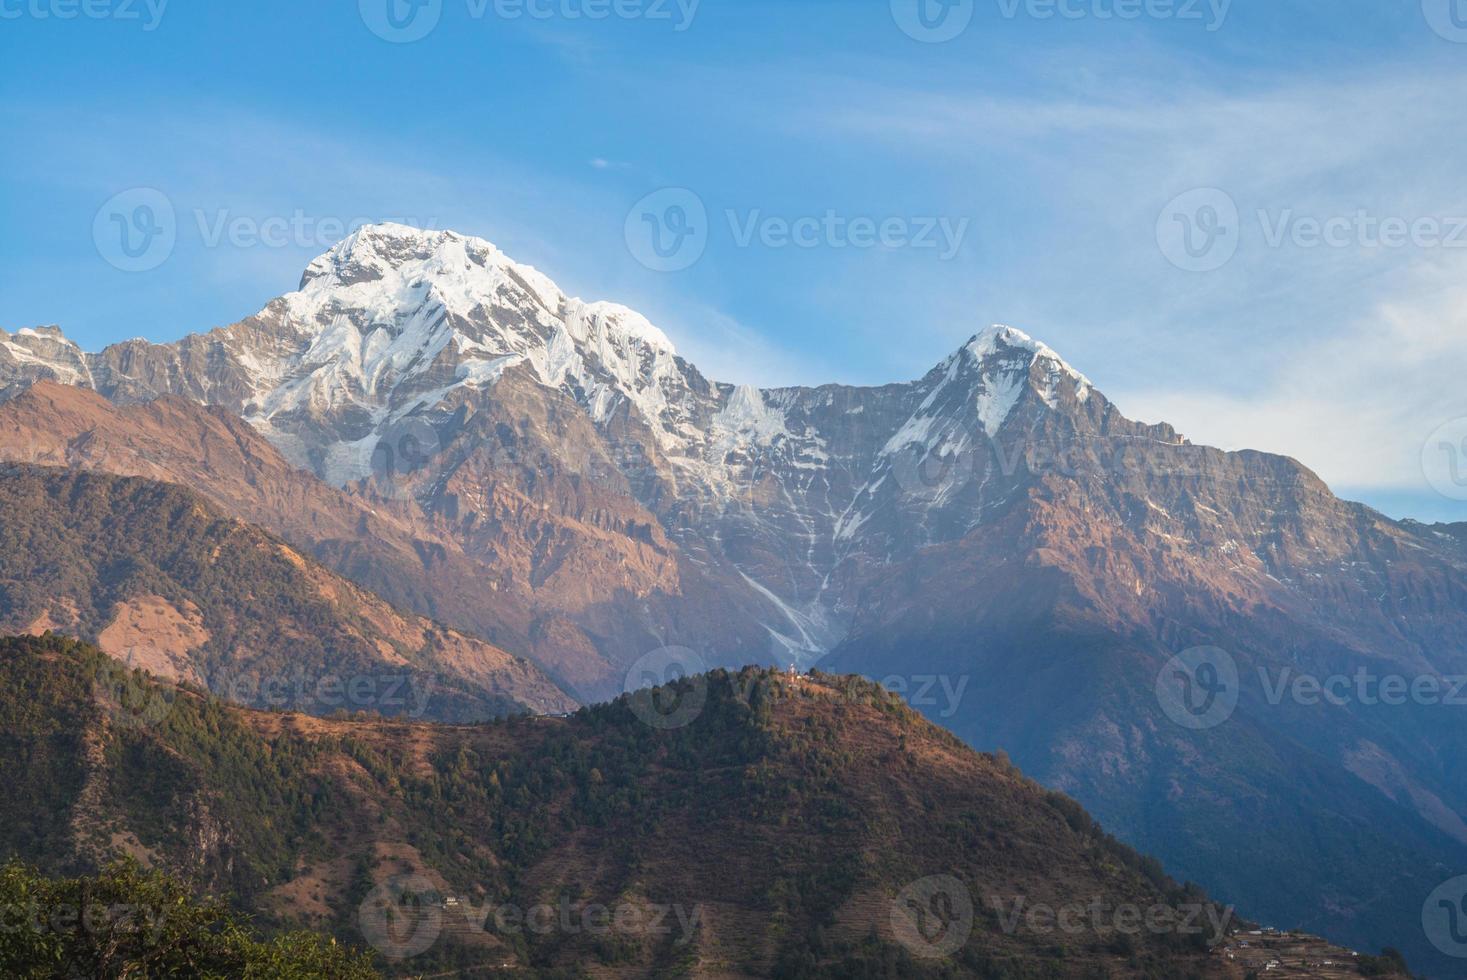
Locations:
204;223;703;479
0;324;95;393
881;323;1094;457
963;324;1092;399
295;224;679;355
292;223;567;332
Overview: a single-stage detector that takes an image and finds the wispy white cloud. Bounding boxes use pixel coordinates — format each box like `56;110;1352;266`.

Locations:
1114;255;1467;496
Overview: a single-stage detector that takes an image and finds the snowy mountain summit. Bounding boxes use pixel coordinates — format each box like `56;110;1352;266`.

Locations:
227;223;691;481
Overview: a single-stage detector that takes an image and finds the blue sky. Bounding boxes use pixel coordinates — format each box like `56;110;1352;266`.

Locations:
4;0;1467;520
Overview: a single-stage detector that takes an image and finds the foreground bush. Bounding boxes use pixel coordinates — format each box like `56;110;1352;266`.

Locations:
0;859;379;979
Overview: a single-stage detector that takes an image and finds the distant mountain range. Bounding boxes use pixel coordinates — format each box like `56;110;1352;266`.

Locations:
1;225;1104;697
4;222;1466;970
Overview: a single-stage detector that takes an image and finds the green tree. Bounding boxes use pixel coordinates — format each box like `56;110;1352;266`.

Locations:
0;859;380;979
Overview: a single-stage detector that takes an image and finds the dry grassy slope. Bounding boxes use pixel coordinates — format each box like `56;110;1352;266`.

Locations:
0;465;573;719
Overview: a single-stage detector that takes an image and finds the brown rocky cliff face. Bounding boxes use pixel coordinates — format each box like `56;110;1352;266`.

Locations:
0;371;778;701
0;465;575;720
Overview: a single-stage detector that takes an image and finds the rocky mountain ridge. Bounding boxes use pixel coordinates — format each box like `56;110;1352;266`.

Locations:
0;224;1187;682
0;464;574;720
